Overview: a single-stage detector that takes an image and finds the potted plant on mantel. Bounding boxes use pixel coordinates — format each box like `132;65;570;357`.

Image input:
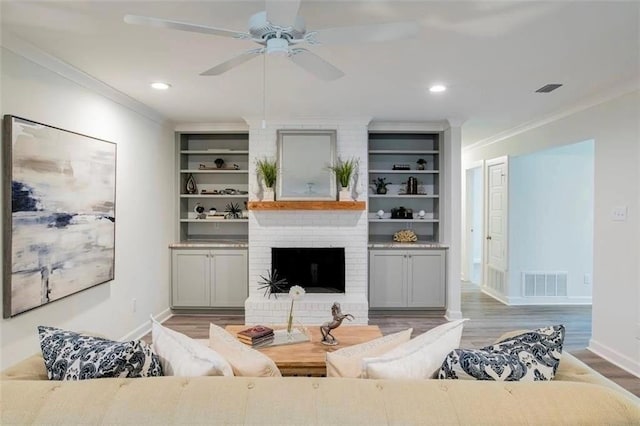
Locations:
256;157;277;201
330;157;358;201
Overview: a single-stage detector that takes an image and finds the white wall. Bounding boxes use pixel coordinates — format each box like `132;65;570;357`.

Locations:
463;90;640;376
508;141;594;303
0;47;175;368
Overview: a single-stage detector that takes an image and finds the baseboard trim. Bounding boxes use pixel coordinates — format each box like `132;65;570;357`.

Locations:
480;286;509;305
507;296;592;306
445;309;463;320
588;339;640;378
120;308;173;341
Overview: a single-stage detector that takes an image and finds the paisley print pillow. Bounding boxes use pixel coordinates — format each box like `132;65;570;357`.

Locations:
438;325;565;381
38;326;163;380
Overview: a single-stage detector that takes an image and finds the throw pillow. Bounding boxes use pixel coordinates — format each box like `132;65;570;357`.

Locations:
438;324;565;381
38;325;162;380
326;328;413;378
362;319;467;379
151;319;233;377
209;323;281;377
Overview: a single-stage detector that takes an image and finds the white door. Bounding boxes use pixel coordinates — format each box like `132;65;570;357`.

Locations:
485;157;508;295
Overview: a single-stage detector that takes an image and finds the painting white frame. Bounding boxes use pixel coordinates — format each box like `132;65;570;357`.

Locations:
3;115;117;318
276;129;337;201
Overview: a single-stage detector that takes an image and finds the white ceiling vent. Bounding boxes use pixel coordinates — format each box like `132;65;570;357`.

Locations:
535;84;563;93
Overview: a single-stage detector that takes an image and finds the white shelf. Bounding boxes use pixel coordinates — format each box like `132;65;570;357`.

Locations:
369;194;439;198
369;170;439;174
181;150;249;155
181;169;248;174
180;219;248;223
368;150;439;155
180;194;248;198
369;218;439;223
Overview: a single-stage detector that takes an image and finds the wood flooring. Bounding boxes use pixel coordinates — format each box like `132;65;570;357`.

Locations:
157;282;639;397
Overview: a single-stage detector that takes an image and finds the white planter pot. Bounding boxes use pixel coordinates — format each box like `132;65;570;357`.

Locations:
262;188;275;202
339;187;351;201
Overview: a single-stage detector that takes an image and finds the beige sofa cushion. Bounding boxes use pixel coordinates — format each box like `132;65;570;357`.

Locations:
209;323;281;377
363;319;466;379
151;320;233;377
326;328;413;378
2;377;638;425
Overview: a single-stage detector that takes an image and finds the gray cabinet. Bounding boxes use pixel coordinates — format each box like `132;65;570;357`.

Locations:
369;249;446;308
172;248;248;308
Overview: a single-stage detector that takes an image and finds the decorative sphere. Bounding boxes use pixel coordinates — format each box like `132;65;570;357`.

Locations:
418;210;426;219
376;210;385;219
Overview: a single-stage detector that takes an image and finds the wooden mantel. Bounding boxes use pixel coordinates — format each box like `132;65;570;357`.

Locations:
247;201;366;211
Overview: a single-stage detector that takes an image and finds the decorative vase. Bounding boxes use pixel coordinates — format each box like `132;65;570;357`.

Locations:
185;173;197;194
339;187;351;201
262;187;275;202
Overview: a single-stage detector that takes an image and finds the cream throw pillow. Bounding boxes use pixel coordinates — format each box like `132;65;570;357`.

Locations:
326;328;413;378
151;319;233;377
363;319;467;379
209;323;281;377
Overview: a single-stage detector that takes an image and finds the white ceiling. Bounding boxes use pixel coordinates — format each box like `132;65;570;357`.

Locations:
1;1;638;146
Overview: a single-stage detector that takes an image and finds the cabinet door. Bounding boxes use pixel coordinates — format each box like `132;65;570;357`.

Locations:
172;249;210;307
407;250;446;308
210;249;248;307
369;250;407;308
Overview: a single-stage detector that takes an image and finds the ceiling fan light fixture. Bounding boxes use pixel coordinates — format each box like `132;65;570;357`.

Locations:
151;82;171;90
266;38;289;56
429;84;447;93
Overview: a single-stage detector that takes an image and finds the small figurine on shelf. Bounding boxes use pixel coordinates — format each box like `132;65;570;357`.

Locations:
372;177;390;195
416;158;427;170
320;302;354;346
194;203;206;219
185;173;197;194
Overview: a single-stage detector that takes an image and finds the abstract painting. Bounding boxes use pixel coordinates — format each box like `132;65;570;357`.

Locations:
3;116;117;318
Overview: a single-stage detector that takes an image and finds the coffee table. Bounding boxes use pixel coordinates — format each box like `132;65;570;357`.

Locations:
226;325;383;376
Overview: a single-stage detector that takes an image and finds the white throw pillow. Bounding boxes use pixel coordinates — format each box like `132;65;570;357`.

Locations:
326;328;413;378
151;319;233;377
363;319;467;379
209;323;281;377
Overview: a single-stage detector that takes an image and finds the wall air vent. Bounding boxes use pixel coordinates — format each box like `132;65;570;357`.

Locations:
535;84;563;93
522;271;568;297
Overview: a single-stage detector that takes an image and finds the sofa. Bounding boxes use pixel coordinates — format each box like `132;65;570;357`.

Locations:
1;350;639;425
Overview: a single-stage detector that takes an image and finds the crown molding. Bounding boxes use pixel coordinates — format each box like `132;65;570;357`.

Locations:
1;31;167;125
465;80;640;152
174;122;250;133
368;120;448;132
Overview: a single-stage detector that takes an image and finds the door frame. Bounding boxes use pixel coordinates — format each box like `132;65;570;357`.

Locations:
462;160;484;284
484;156;509;294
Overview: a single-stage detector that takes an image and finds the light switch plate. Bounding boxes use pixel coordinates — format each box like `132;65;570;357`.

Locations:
612;206;627;222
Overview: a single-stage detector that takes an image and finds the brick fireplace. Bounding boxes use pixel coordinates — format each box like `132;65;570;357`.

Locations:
245;119;370;325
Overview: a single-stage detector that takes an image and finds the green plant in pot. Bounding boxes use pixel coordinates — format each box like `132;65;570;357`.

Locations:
329;157;358;201
373;177;390;194
256;158;277;201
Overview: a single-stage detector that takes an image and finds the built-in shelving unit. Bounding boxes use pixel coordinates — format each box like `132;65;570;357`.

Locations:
178;133;249;241
368;132;442;242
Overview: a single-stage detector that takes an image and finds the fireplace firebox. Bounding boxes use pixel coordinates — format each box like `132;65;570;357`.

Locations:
271;248;345;293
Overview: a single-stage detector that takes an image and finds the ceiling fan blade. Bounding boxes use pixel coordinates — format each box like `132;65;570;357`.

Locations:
200;48;264;76
124;14;250;40
265;0;301;26
289;48;344;81
307;21;420;45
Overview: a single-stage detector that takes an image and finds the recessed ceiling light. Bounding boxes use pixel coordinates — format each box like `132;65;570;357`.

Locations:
151;82;171;90
429;84;447;93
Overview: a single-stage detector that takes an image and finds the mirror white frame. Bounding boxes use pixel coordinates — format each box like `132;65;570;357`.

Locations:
277;129;337;200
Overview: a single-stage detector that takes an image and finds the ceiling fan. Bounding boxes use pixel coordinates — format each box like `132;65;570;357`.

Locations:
124;0;419;81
